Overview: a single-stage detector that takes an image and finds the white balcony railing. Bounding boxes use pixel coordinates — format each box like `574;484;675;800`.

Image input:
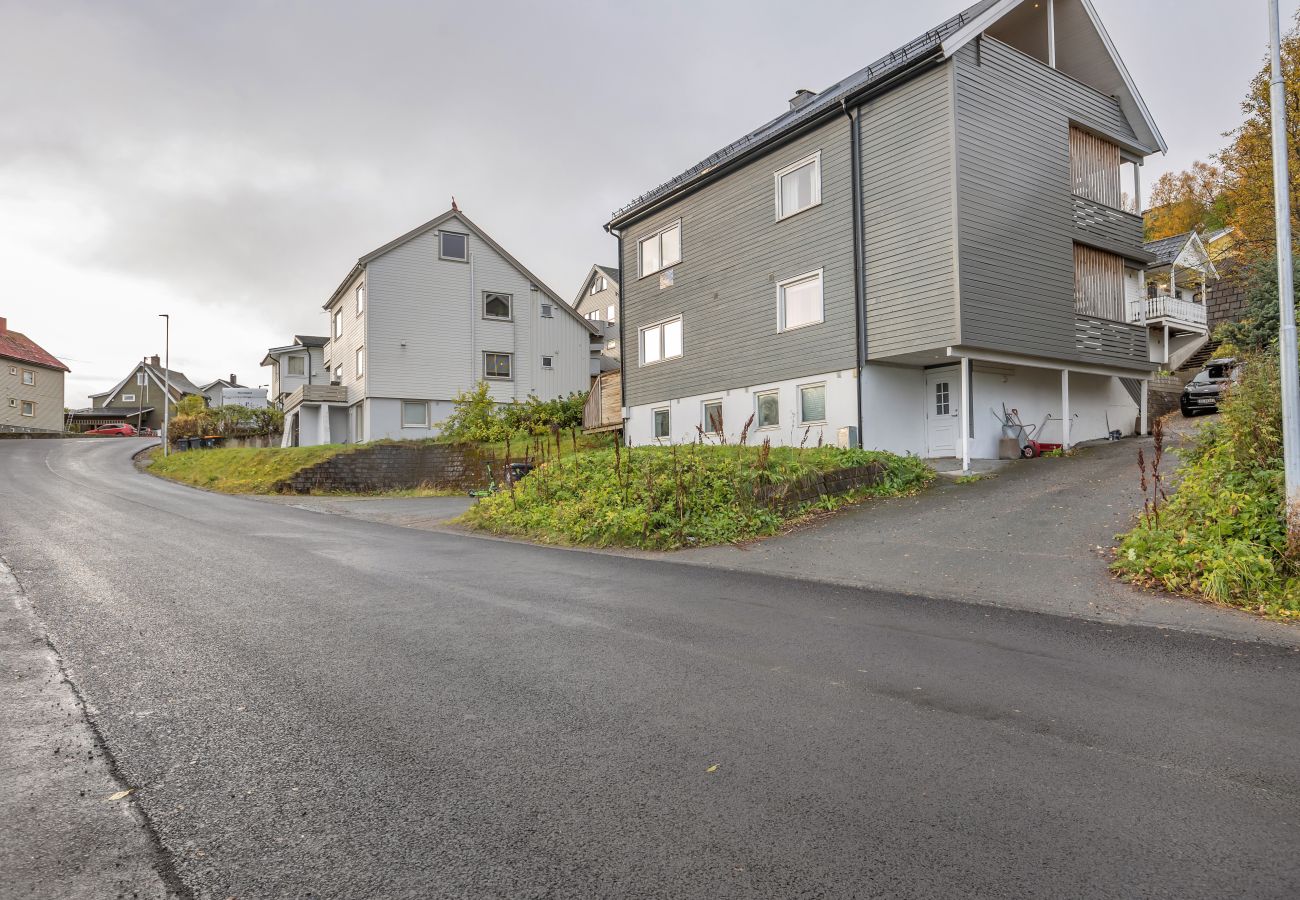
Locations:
1127;294;1207;329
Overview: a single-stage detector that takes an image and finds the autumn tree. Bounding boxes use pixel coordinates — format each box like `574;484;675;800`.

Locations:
1144;160;1231;240
1218;10;1300;261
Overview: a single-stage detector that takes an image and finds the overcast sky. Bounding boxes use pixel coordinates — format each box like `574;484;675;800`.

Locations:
2;0;1296;408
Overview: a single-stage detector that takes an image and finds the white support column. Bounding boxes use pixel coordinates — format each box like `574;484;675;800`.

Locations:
1047;0;1056;68
317;404;330;445
1163;323;1171;365
1140;380;1149;436
1061;369;1072;450
960;357;972;474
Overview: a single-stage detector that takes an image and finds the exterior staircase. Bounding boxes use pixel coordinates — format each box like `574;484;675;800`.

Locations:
1176;339;1220;375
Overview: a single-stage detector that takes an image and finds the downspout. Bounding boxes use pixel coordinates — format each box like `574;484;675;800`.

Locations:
605;223;628;445
842;97;866;449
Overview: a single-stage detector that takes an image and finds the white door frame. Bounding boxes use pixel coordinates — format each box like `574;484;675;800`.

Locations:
924;366;962;458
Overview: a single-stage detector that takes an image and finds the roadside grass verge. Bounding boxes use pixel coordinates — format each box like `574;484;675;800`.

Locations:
459;444;933;550
1113;354;1300;619
144;445;356;494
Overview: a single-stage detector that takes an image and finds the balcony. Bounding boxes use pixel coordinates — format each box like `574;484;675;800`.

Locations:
285;383;349;409
583;371;623;433
1127;294;1207;332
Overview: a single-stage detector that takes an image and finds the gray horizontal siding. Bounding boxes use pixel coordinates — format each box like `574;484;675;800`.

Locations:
1071;198;1146;261
1074;316;1148;369
620;116;856;408
862;63;958;360
955;37;1147;367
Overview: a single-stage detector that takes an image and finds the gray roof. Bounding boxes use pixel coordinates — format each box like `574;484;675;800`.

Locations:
1143;232;1195;267
595;265;620;282
294;335;329;347
609;0;997;226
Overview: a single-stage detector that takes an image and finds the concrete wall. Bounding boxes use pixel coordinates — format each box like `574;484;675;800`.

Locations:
860;364;927;457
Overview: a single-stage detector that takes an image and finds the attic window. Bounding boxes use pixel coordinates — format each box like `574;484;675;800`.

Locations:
440;231;468;261
540;303;553;318
483;292;512;320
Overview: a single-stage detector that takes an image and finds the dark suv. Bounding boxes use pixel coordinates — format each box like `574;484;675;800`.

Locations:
1180;357;1240;417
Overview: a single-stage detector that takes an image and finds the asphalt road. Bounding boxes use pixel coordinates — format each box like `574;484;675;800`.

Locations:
2;438;1298;899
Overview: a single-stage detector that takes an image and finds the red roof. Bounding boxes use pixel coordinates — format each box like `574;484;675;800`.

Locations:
0;325;70;372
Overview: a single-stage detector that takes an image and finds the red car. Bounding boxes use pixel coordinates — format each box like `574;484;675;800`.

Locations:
86;423;138;437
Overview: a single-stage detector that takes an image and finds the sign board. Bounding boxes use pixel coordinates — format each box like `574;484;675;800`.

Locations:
221;387;268;409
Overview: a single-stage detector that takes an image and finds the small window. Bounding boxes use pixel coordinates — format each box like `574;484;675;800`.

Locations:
484;352;512;380
638;221;682;277
774;151;822;219
21;370;34;386
483;292;512;320
778;270;824;331
652;407;671;441
122;393;136;403
799;384;827;424
287;355;306;376
7;398;14;407
606;304;616;322
7;366;14;375
606;340;617;350
440;231;468;261
334;364;343;381
20;400;34;417
356;284;365;316
333;308;343;339
355;346;364;377
541;355;554;369
934;382;951;416
702;400;723;434
640;316;682;365
401;401;428;427
540;303;553;318
136;371;146;385
756;391;780;429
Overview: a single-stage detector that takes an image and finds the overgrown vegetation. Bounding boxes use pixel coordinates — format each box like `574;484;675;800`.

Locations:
460;441;933;550
1114;353;1299;616
146;444;353;493
440;382;585;449
167;394;285;440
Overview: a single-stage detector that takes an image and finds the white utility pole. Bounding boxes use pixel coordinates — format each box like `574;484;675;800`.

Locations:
1268;0;1299;518
159;314;171;456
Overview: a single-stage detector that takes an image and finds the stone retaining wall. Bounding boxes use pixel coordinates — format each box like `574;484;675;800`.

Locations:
752;462;888;513
275;442;489;494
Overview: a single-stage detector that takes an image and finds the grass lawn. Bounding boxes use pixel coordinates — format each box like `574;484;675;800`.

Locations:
145;444;356;494
459;443;933;550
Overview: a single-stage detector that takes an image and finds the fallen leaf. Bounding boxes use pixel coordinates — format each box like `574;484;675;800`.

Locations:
105;789;133;801
706;764;719;773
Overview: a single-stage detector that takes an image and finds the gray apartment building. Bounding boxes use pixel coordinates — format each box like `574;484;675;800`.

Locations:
608;0;1163;464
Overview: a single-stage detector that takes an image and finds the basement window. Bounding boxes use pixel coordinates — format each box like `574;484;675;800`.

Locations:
652;407;671;441
401;401;429;427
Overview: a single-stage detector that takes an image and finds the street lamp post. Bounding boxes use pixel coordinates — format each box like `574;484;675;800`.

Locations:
1268;0;1299;525
159;314;170;456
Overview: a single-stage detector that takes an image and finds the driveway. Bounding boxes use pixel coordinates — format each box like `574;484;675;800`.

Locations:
671;433;1295;644
3;437;1299;898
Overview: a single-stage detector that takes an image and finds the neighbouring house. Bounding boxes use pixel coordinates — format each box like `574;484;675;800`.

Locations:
0;316;69;433
1137;230;1221;371
283;206;602;447
607;0;1163;464
198;374;246;408
575;265;625;433
261;336;329;409
68;356;203;434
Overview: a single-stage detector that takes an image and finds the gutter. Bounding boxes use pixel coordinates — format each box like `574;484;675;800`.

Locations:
607;48;946;231
841;98;866;449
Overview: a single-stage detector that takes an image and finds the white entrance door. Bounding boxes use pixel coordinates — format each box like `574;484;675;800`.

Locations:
925;368;961;457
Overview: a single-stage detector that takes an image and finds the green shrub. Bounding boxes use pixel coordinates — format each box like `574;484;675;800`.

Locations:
1113;352;1300;616
460;443;933;550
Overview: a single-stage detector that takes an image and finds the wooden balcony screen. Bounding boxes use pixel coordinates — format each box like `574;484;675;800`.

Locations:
1074;244;1126;322
1069;126;1121;210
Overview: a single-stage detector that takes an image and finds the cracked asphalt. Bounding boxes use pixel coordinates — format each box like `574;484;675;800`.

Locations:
2;437;1298;899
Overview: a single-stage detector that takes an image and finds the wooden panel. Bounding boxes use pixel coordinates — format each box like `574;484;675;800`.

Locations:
1073;244;1126;322
1069;126;1121;209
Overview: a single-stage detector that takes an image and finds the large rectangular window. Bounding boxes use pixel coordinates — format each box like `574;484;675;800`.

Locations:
778;270;824;331
638;221;682;277
774;151;821;220
652;407;671;441
755;391;780;429
402;401;429;427
484;352;512;380
20;400;34;417
640;316;683;365
287;355;306;376
440;231;468;261
21;370;34;386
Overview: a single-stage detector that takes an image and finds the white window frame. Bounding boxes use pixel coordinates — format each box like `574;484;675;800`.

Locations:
652;407;671;442
21;369;34;386
702;399;724;434
606;304;616;322
439;231;469;262
777;268;825;332
755;390;781;430
334;364;343;381
333;308;343;339
541;355;554;369
483;291;513;321
287;355;306;376
798;383;827;425
355;283;364;316
401;400;429;428
136;371;146;385
639;315;683;366
773;151;822;221
483;351;512;380
122;393;137;404
20;400;34;417
637;220;682;278
355;346;364;377
7;398;15;407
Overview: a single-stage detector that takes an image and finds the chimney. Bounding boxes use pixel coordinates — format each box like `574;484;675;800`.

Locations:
230;373;237;385
0;317;6;335
149;355;160;367
788;89;817;110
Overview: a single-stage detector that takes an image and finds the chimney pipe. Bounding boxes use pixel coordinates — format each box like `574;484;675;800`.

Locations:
0;317;7;335
149;355;160;367
230;373;237;385
789;89;817;110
